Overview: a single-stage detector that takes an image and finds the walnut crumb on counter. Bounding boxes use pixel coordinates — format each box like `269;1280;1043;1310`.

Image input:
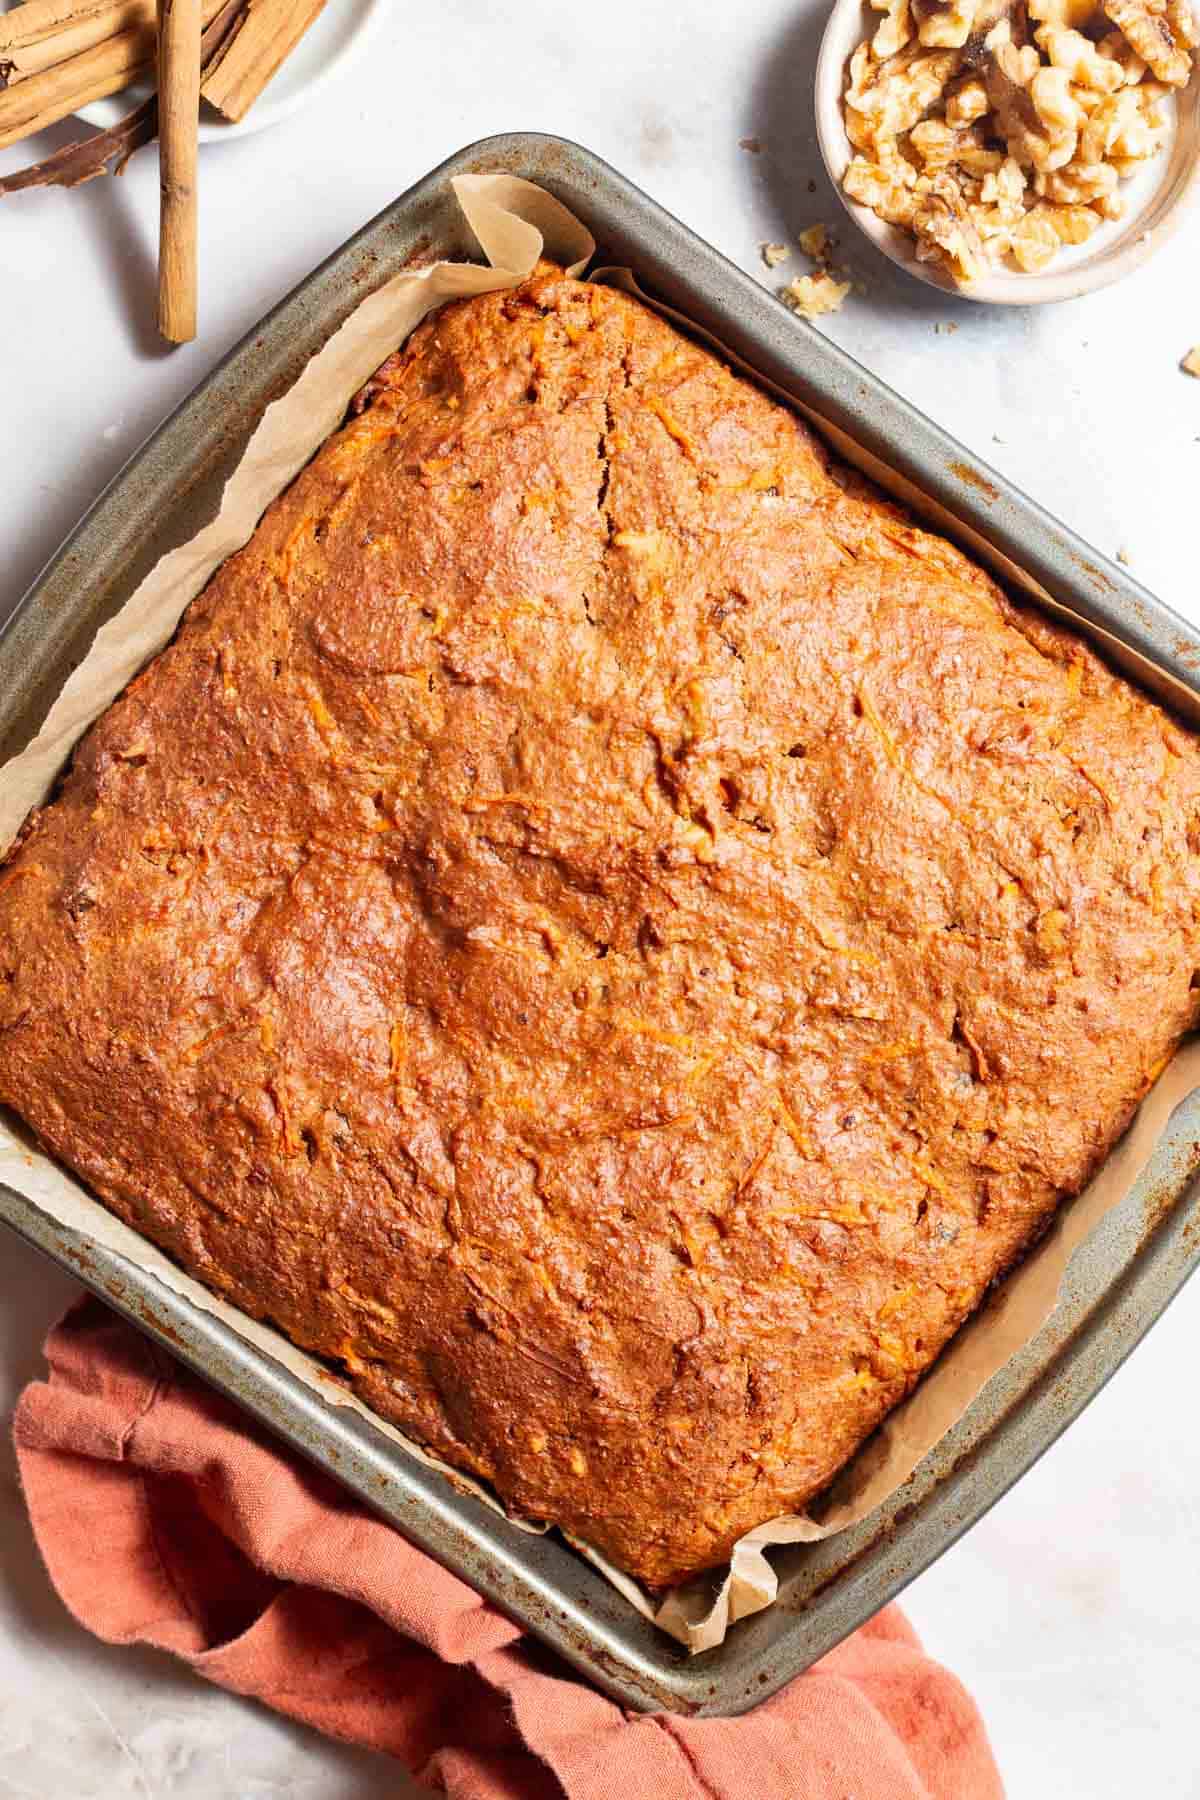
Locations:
761;242;791;267
776;218;855;317
781;273;852;317
1183;346;1200;376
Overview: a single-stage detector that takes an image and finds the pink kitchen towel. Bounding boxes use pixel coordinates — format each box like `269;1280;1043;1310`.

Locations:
13;1297;1004;1798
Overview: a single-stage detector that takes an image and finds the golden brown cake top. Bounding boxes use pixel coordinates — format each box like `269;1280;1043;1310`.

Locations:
1;267;1198;1586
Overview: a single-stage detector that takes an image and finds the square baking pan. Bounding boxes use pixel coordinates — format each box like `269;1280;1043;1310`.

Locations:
3;133;1200;1719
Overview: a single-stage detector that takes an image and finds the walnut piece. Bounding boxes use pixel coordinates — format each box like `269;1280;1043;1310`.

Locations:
871;0;916;57
1011;206;1065;265
844;150;921;225
986;22;1081;170
846;42;964;136
1040;199;1102;239
781;274;852;318
798;222;833;259
1035;22;1126;87
945;75;991;121
1103;0;1195;83
1028;0;1102;25
1096;27;1150;77
913;0;981;47
912;171;986;277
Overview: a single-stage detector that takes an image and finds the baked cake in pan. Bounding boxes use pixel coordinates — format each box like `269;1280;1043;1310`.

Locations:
2;268;1198;1586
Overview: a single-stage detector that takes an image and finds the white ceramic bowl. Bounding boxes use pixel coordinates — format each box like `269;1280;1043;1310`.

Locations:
815;0;1200;302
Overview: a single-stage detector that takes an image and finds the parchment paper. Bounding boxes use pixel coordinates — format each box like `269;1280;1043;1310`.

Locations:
2;174;1198;1654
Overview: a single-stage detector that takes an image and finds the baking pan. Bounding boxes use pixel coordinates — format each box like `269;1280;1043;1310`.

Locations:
3;134;1200;1719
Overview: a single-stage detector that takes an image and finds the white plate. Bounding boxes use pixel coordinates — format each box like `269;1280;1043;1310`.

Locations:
2;0;386;144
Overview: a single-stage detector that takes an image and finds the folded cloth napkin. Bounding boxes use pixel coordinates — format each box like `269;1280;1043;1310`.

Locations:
13;1298;1004;1799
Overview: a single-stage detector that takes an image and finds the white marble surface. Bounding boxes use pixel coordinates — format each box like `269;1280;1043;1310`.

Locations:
0;2;1198;1794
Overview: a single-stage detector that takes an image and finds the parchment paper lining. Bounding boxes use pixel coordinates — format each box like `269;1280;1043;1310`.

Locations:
1;175;1197;1654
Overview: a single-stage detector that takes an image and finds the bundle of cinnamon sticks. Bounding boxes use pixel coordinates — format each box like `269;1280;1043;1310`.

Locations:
0;0;327;147
0;0;330;339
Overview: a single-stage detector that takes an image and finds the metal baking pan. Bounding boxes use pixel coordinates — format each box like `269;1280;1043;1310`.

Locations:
3;133;1200;1719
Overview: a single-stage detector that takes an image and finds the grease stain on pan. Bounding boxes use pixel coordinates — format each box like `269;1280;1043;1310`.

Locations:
1181;1203;1200;1257
947;461;999;503
1138;1179;1190;1254
1137;1137;1200;1256
394;234;436;272
1070;553;1117;595
125;1295;188;1351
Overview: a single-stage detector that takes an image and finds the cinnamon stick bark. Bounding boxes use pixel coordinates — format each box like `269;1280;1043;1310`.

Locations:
156;0;200;344
0;0;130;51
200;0;326;122
0;1;154;84
0;91;155;191
0;26;149;146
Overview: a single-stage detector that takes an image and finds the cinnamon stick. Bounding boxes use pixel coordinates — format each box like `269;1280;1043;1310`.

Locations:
200;0;326;122
0;26;149;147
0;1;153;84
0;0;228;87
0;0;130;52
156;0;200;344
0;0;242;199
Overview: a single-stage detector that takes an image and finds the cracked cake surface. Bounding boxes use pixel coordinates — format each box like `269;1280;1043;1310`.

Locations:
2;266;1199;1587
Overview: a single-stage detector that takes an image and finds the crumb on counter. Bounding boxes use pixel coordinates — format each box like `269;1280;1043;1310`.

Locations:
1116;546;1132;564
761;242;791;267
1183;346;1200;377
781;273;852;318
798;222;831;260
770;217;858;315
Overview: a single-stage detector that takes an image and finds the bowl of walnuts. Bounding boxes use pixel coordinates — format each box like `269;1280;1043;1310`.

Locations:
815;0;1200;300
